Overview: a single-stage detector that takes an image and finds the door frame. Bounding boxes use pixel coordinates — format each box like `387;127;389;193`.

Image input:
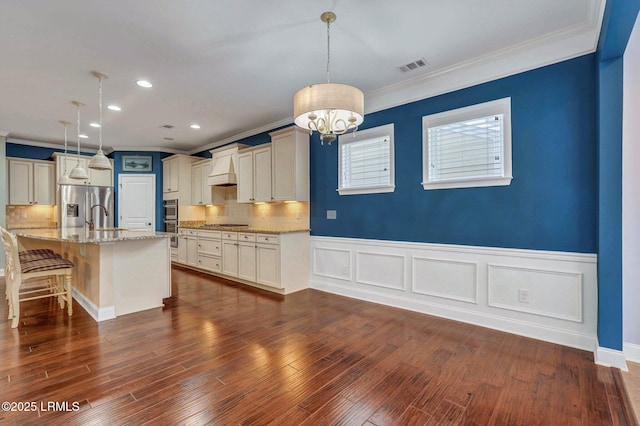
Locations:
117;174;156;230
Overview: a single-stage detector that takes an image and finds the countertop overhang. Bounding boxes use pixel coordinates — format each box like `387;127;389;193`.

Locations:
178;225;310;234
13;228;173;244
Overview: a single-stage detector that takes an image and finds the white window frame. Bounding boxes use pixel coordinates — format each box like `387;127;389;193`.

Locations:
338;123;395;195
422;97;512;190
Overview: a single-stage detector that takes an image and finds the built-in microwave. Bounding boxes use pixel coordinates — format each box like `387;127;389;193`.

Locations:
164;199;178;220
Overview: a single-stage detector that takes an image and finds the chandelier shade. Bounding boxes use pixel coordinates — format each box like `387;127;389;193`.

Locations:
70;100;89;180
88;71;112;171
293;11;364;145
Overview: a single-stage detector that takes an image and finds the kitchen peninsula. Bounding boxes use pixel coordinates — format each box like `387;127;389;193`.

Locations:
14;228;172;322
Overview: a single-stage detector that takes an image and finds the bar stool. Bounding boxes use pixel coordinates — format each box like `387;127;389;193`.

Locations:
0;227;74;328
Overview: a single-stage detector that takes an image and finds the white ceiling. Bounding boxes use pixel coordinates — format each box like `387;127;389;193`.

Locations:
0;0;604;155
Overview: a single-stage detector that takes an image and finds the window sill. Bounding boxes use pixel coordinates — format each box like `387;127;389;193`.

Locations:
337;185;396;196
421;176;512;190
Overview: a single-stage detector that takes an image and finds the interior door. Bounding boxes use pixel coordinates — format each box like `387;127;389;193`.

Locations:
118;174;156;230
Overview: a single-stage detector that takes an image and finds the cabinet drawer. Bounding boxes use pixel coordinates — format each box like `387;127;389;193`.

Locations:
198;230;221;239
222;232;238;240
238;232;256;242
179;228;198;236
198;254;222;273
256;234;279;244
198;238;222;256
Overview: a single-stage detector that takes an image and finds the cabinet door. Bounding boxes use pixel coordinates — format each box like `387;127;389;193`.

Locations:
236;151;254;203
177;236;188;263
33;162;55;205
201;166;213;205
256;244;280;288
88;165;113;187
57;154;89;185
271;132;296;200
238;241;256;281
222;240;239;276
187;237;198;267
253;147;272;202
8;159;33;205
191;164;203;205
163;159;179;193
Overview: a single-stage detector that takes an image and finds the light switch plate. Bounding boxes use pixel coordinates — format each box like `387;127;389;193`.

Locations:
327;210;337;220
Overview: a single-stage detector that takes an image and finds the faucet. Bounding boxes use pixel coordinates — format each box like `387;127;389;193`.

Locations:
87;204;109;231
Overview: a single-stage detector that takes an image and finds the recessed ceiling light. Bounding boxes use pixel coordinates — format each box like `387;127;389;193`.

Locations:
190;124;201;129
89;122;101;128
136;80;152;88
107;105;121;111
79;134;89;139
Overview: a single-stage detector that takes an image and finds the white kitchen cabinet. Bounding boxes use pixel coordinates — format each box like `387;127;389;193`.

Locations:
256;234;280;288
269;127;309;201
238;233;257;281
162;155;198;204
177;228;198;266
191;160;225;206
177;235;188;263
237;145;272;203
53;153;113;186
8;158;55;205
197;230;222;273
222;232;239;276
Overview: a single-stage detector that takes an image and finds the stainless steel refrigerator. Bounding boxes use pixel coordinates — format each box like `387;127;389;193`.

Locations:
59;184;114;229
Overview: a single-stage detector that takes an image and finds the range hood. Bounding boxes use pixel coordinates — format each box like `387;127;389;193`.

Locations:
207;143;248;186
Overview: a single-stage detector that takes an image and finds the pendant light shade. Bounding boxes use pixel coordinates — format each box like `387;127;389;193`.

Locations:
70;100;89;180
88;71;112;170
57;120;73;185
293;11;364;145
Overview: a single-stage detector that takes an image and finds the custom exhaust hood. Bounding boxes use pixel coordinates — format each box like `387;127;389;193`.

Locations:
207;143;248;186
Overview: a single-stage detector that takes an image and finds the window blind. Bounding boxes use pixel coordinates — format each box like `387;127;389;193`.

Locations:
341;135;391;189
428;114;504;182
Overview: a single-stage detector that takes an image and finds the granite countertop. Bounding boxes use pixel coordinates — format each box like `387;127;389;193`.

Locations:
179;225;310;235
13;227;173;244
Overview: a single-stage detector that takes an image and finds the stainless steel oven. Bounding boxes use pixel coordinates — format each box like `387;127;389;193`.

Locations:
164;199;178;220
163;200;178;248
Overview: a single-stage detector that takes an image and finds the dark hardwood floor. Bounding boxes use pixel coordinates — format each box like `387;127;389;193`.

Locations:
0;266;632;425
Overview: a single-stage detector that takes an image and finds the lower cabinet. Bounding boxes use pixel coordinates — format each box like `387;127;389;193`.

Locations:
174;228;308;294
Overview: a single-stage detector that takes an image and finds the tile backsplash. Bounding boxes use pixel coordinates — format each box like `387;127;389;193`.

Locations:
203;187;309;228
6;205;57;229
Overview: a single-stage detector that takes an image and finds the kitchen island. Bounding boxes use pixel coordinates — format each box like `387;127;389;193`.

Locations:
14;228;172;322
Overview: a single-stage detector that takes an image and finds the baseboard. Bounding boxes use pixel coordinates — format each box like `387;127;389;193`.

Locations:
624;342;640;363
72;288;116;322
312;280;597;351
310;236;598;353
595;346;629;371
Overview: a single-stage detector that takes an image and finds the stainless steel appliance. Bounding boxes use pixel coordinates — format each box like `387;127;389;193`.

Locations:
59;184;114;229
163;199;178;248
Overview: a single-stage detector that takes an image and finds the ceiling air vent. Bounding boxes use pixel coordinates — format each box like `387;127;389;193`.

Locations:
160;124;175;129
399;58;429;73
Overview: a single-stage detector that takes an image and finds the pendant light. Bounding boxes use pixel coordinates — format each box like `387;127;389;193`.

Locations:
88;71;112;170
69;100;89;180
293;11;364;145
57;120;73;184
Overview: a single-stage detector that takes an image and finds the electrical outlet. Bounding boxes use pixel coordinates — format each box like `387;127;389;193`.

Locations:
518;289;530;304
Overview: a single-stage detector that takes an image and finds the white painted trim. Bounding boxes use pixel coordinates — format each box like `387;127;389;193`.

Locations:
411;256;478;304
355;250;406;291
0;131;9;137
595;346;628;371
624;342;640;363
310;236;598;353
72;288;116;322
312;279;597;351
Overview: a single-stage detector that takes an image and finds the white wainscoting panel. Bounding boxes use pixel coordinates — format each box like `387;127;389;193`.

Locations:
310;236;598;352
412;257;478;304
312;246;352;282
487;264;583;322
356;251;405;290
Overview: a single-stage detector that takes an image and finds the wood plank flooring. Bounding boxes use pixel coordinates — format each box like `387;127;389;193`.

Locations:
0;266;632;425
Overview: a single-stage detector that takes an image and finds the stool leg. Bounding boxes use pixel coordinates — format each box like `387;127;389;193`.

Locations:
57;276;65;309
10;281;20;329
64;274;73;316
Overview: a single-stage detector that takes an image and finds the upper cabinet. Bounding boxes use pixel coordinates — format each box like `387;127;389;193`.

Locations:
53;153;113;187
269;127;309;202
237;145;272;203
7;158;55;205
191;159;224;206
162;154;198;204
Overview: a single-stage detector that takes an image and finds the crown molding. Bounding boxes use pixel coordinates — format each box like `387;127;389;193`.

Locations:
107;146;188;155
0;131;9;137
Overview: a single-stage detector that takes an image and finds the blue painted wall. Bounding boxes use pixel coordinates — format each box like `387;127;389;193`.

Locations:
6;143;89;160
111;151;172;231
310;54;598;254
